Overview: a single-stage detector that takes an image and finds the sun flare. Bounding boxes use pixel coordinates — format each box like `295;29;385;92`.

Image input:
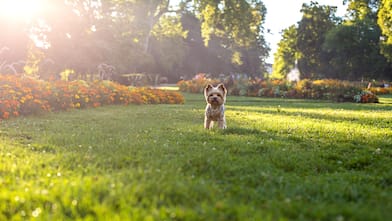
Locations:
0;0;46;22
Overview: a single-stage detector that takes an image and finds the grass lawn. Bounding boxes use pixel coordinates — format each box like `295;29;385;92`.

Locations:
1;93;391;220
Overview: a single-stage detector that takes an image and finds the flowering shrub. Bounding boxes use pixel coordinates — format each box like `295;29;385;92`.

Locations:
129;87;185;104
178;77;378;103
354;90;379;103
297;79;362;101
368;87;392;95
0;75;184;120
177;73;220;93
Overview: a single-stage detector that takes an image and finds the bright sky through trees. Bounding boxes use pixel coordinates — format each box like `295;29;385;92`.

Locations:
0;0;47;22
263;0;347;63
169;0;347;63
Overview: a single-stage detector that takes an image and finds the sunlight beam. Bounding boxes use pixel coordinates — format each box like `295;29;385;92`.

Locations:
0;0;46;22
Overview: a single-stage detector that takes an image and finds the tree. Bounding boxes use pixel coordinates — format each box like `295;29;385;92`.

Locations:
272;25;298;79
323;0;391;80
378;0;392;62
296;2;338;79
20;0;106;79
344;0;380;18
150;15;189;80
178;12;234;77
196;0;266;47
323;21;388;80
2;0;270;81
195;0;268;76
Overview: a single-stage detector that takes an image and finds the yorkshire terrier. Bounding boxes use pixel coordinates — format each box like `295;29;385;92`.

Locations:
204;83;227;129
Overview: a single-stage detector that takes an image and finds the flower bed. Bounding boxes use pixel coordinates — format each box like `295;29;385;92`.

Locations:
0;75;184;120
178;74;379;103
368;86;392;95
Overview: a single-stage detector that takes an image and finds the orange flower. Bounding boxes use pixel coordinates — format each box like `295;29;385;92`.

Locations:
93;102;101;107
2;111;10;119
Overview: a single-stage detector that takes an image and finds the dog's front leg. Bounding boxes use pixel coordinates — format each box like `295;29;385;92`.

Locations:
204;116;212;129
217;117;226;129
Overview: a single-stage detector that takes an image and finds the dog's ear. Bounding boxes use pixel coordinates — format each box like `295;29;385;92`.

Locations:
217;84;227;95
205;84;213;90
204;84;213;100
204;84;213;94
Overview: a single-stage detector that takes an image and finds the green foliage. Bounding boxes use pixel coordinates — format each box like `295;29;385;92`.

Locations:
23;43;45;77
322;0;390;80
272;25;298;79
150;15;188;75
353;90;379;102
273;0;392;81
297;2;338;79
195;0;268;75
378;0;392;61
323;19;389;80
0;93;391;220
197;0;266;48
152;15;188;40
59;69;75;81
345;0;380;20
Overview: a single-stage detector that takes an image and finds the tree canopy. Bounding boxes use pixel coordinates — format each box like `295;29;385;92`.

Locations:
378;0;392;62
1;0;392;82
0;0;269;82
271;25;297;79
273;0;392;81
